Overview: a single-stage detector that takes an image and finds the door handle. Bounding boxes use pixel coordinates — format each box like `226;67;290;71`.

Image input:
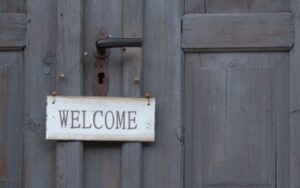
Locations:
96;38;142;54
93;31;143;96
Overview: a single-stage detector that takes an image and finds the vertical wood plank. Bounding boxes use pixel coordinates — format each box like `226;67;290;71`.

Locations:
183;53;197;188
84;143;121;188
0;53;24;188
121;144;142;188
290;1;300;187
143;0;183;187
83;0;122;187
5;53;24;188
121;0;143;188
271;54;289;188
25;0;57;187
0;66;8;186
83;0;122;97
56;0;83;188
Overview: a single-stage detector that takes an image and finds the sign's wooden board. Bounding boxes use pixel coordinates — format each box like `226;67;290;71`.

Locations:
46;96;155;142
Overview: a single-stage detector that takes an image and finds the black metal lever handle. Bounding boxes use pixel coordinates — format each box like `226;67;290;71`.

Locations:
96;38;142;52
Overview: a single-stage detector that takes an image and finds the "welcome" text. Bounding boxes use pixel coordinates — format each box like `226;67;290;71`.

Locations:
58;110;138;130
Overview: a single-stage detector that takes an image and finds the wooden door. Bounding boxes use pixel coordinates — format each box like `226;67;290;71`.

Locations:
183;1;299;188
23;0;182;188
1;0;300;188
0;1;25;187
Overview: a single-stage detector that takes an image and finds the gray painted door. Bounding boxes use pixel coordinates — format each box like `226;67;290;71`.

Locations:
0;1;25;187
183;1;296;188
24;0;182;188
2;0;300;188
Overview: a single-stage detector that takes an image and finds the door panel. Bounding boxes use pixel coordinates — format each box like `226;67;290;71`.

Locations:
185;0;289;13
1;0;293;187
0;52;23;188
183;0;291;187
184;53;289;188
182;13;294;52
82;0;183;187
23;0;182;187
0;14;26;50
205;0;289;13
0;0;25;13
0;2;26;188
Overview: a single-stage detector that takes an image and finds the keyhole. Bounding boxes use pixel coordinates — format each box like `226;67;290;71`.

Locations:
98;72;105;84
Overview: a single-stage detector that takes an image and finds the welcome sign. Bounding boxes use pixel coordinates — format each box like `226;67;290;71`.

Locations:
46;96;155;142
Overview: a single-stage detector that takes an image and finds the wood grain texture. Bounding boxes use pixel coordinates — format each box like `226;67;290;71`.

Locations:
182;13;294;52
0;52;24;188
83;0;122;97
84;142;121;188
0;0;25;13
121;0;143;97
184;53;289;188
143;0;183;187
56;0;83;188
184;0;289;13
272;53;289;188
121;143;142;188
0;14;26;50
205;0;289;13
0;66;7;185
25;0;57;187
185;0;205;13
290;0;300;187
83;0;122;187
121;0;143;187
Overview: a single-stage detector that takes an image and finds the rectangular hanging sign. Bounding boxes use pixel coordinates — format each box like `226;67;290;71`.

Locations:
46;96;155;142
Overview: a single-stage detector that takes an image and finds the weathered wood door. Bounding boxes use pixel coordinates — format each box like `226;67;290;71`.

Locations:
1;0;300;188
0;1;25;187
183;1;298;188
24;0;181;187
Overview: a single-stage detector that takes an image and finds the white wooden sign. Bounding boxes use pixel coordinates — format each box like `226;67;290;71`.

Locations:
46;96;155;142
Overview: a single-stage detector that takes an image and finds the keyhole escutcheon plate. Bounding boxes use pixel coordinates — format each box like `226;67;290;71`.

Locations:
93;30;109;96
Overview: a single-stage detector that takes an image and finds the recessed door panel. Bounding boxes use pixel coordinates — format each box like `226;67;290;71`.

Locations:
184;53;289;188
0;52;23;188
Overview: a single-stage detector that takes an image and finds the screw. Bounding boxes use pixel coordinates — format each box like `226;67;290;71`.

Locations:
144;93;151;106
122;47;127;52
144;93;151;98
51;91;57;104
60;74;65;79
84;52;88;56
133;77;140;84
